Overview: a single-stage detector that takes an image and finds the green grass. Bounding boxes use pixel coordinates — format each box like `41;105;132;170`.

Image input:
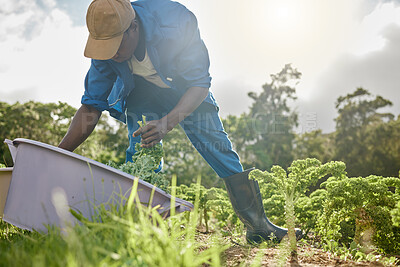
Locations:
0;178;227;267
1;176;398;267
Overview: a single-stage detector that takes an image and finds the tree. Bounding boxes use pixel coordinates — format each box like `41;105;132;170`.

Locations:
363;116;400;177
293;130;334;164
0;101;126;166
0;101;75;165
79;114;126;165
222;114;256;170
246;64;301;170
162;126;222;188
334;88;395;176
163;62;303;185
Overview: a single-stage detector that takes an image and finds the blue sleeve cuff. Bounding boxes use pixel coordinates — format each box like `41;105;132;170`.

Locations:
81;96;109;112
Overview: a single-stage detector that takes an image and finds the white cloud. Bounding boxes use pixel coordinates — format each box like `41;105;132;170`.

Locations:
298;23;400;133
186;0;400;134
0;0;89;107
349;1;400;55
181;0;366;117
0;0;57;41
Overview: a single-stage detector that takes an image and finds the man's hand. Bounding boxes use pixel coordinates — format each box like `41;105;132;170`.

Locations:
133;119;169;148
133;86;209;148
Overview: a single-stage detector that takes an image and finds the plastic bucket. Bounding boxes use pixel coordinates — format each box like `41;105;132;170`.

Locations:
3;138;193;232
0;167;13;218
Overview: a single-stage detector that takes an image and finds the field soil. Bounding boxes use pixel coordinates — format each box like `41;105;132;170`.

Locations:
222;245;384;266
196;231;388;266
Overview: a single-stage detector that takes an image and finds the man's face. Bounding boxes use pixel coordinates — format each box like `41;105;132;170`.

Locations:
111;20;139;63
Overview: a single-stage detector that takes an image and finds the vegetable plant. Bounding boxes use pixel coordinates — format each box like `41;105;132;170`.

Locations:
318;174;400;254
392;201;400;227
175;184;239;231
108;116;169;192
249;158;347;259
176;183;209;231
294;189;327;235
391;172;400;227
206;187;240;229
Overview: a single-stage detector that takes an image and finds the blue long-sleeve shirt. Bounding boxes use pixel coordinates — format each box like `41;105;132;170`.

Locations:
81;0;218;123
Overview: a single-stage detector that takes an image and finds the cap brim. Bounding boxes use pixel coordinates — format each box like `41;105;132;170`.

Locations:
84;33;124;60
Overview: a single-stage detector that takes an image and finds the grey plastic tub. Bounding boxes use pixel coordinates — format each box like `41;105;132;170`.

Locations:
3;138;193;232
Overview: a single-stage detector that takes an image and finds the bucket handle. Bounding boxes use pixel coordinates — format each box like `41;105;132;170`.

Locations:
4;139;17;164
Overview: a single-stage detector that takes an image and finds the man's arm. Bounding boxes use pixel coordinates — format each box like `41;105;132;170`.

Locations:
58;104;101;151
133;86;208;148
133;9;212;147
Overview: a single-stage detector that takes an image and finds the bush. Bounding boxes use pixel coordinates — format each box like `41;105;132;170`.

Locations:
318;175;400;254
175;183;239;232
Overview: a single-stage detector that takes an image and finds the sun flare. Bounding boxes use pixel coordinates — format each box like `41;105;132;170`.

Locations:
265;1;300;28
274;4;293;23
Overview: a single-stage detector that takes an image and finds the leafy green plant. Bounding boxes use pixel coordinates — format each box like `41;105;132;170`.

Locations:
0;163;6;168
318;175;400;254
108;116;169;192
206;187;240;229
175;184;239;232
249;169;342;236
176;183;209;231
135;115;164;166
249;158;347;259
294;189;327;235
321;239;398;265
390;173;400;227
392;201;400;227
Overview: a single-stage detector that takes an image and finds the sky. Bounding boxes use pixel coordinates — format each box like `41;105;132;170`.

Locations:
1;0;399;133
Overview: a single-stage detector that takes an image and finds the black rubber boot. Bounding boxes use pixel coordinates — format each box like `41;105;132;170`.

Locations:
223;168;303;244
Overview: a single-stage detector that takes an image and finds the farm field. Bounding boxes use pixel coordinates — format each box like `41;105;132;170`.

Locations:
1;168;399;267
1;70;400;266
1;129;400;266
0;210;398;266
